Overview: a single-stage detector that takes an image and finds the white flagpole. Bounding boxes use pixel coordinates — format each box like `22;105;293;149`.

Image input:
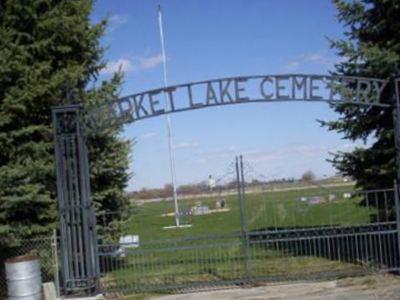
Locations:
158;5;180;227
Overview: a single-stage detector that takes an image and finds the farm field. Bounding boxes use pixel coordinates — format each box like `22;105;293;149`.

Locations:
98;184;396;294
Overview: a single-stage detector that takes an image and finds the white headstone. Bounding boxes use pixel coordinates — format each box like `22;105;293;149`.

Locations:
119;235;140;248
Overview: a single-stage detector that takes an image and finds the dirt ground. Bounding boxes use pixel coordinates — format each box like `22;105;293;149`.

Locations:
147;274;400;300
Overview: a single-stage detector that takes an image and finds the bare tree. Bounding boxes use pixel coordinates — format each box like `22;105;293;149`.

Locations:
301;170;316;183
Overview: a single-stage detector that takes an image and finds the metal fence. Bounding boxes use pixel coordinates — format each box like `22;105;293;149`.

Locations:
0;233;59;298
94;160;400;295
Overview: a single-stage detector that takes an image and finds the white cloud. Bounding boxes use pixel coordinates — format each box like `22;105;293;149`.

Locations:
283;61;300;72
201;145;237;156
282;51;337;73
136;54;164;70
196;146;236;162
173;142;199;150
108;14;128;32
196;142;363;166
303;53;329;64
196;145;255;165
244;142;362;164
140;132;158;140
101;54;164;75
197;158;207;164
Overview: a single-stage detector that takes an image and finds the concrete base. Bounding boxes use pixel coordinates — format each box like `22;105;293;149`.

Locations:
163;224;192;230
43;282;58;300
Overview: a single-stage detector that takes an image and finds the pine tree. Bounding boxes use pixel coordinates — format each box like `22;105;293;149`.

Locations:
0;0;131;245
323;0;400;193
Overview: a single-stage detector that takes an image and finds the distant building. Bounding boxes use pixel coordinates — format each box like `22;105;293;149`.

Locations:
208;175;216;191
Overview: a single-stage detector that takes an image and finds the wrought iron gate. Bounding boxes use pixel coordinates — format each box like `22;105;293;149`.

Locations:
51;75;400;296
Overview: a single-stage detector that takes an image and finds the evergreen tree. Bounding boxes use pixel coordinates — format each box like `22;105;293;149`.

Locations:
0;0;131;244
323;0;400;193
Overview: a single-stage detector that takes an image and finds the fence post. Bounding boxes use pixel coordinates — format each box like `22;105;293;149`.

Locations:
51;229;60;298
236;156;251;281
393;78;400;265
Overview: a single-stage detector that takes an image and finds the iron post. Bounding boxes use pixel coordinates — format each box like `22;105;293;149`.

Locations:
394;78;400;260
52;105;99;295
236;155;251;280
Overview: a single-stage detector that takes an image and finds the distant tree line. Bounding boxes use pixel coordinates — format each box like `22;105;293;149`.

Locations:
129;175;316;200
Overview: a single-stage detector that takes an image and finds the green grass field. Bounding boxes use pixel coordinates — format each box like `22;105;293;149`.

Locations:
114;185;373;242
100;184;381;294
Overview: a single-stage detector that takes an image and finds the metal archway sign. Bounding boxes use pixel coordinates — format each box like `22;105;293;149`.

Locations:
51;74;400;295
84;74;390;131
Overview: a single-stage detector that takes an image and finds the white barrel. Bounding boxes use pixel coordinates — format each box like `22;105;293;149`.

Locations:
5;255;42;300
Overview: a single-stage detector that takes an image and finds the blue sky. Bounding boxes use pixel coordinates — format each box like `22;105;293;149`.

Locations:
91;0;360;191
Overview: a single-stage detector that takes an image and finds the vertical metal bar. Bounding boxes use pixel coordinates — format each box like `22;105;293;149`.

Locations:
75;109;93;288
66;136;80;279
394;180;400;267
294;196;299;255
384;191;389;222
395;78;400;183
52;229;61;298
365;193;371;262
71;136;86;278
375;192;383;267
61;137;72;286
79;107;101;290
63;138;75;287
239;155;251;281
52;112;69;290
235;156;245;280
393;78;400;268
235;156;242;222
273;196;278;230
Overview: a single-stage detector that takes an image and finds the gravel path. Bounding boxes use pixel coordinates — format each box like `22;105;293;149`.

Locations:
150;275;400;300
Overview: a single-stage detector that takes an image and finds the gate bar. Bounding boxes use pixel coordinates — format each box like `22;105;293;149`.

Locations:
236;155;251;279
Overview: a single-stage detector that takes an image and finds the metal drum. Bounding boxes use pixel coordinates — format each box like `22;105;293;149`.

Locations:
5;255;42;300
